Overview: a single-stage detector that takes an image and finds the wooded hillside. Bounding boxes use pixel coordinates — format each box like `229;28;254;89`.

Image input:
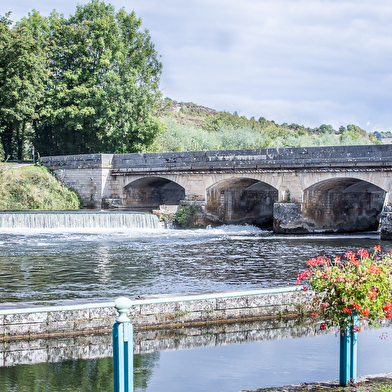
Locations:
142;98;380;153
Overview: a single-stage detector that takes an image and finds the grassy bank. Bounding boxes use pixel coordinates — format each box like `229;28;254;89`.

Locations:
0;164;81;211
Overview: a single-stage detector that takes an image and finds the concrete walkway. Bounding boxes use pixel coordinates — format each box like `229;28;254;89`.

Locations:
242;373;392;392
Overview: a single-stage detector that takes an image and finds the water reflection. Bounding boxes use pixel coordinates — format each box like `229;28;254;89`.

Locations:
0;227;389;303
0;358;114;392
0;325;391;392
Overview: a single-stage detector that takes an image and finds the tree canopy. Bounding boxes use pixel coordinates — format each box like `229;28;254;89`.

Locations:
0;1;162;158
0;13;48;159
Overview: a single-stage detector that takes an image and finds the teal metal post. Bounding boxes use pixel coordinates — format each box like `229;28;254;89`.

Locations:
113;297;133;392
339;328;351;386
350;312;358;383
339;312;358;386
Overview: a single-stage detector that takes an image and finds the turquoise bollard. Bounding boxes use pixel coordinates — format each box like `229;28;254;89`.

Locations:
113;297;133;392
339;312;358;386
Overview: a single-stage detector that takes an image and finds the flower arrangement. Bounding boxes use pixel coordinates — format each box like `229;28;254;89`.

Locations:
297;246;392;331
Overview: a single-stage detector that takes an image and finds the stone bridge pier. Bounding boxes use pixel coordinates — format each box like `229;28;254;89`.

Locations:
41;145;392;234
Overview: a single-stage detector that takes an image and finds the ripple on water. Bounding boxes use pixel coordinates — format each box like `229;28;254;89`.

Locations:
0;226;387;303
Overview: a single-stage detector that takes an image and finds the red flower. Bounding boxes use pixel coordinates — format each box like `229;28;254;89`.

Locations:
367;266;381;274
306;256;329;266
345;251;356;259
357;249;369;258
383;303;392;312
367;292;377;300
296;248;392;330
319;322;327;330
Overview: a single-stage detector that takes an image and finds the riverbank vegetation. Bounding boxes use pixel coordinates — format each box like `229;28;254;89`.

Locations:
0;164;81;210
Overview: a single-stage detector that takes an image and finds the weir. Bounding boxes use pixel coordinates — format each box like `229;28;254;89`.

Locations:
0;211;160;230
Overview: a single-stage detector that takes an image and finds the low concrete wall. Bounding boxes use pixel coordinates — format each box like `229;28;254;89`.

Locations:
0;288;308;340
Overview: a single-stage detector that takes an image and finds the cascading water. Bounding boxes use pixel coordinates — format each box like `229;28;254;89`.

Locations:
0;211;160;229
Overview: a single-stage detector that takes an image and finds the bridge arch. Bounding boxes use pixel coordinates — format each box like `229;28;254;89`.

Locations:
205;178;278;228
302;177;386;232
123;177;185;209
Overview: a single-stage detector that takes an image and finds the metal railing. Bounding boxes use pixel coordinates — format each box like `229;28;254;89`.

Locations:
0;286;300;317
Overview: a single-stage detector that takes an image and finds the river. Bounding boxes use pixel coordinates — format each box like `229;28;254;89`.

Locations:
0;213;389;304
0;213;391;391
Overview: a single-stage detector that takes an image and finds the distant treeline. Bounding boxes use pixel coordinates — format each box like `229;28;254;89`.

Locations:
143;99;379;153
374;131;392;139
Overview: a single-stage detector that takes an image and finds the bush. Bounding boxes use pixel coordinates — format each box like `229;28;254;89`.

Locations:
174;203;200;228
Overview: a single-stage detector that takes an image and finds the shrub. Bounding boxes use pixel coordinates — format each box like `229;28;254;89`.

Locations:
174;203;200;228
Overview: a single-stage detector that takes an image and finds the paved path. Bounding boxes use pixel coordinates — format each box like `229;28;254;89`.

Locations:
242;373;392;392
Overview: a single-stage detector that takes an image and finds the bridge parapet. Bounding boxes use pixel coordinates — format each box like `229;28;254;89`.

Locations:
41;145;392;173
107;145;392;174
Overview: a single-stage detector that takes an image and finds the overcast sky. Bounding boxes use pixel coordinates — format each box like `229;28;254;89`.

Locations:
3;0;392;132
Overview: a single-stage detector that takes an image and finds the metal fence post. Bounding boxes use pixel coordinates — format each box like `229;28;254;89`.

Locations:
113;297;133;392
350;312;358;383
339;327;351;386
339;312;358;386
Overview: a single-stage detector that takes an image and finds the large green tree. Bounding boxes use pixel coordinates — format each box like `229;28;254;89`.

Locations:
0;13;48;159
13;0;162;156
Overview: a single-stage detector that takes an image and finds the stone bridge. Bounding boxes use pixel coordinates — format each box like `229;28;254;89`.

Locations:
41;145;392;234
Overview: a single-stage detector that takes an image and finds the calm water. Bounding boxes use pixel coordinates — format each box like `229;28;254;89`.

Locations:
0;326;391;391
0;224;389;303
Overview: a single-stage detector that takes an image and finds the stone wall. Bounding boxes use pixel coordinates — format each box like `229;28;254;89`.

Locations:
380;207;392;240
96;145;392;172
41;154;113;208
0;288;308;340
273;203;311;234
